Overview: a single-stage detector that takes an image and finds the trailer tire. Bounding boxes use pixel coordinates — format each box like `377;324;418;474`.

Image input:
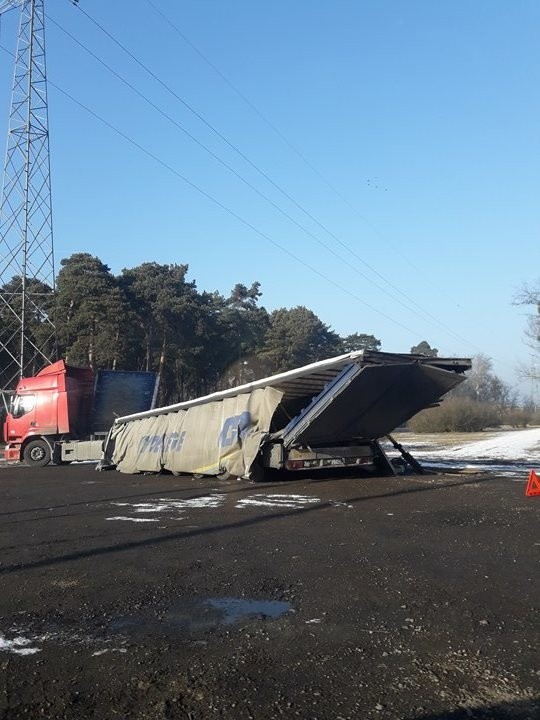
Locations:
23;439;51;467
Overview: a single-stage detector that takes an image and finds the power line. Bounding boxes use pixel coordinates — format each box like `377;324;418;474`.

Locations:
66;1;478;350
47;13;468;339
142;0;447;292
31;66;426;338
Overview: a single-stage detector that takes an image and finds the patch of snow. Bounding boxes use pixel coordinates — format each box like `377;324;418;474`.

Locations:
106;516;160;523
107;494;225;522
447;428;540;460
0;633;41;656
394;428;540;479
92;648;127;656
112;495;224;514
236;494;320;509
9;647;40;656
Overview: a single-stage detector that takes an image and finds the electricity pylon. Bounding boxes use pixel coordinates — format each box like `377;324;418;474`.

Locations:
0;0;56;407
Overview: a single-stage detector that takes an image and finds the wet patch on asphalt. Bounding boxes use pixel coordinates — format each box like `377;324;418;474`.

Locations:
1;597;295;657
110;596;294;637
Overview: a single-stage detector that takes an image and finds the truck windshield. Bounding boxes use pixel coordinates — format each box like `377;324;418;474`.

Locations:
10;395;35;419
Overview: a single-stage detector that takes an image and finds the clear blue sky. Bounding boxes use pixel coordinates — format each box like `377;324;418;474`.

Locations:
1;1;538;394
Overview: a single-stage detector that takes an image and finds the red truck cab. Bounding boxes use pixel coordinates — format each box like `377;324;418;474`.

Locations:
3;360;93;466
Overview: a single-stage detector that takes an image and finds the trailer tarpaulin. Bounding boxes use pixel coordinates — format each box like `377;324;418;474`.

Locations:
108;386;282;477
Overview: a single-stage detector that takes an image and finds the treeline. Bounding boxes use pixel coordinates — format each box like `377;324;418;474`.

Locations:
4;253;537;429
0;253;381;404
408;354;540;432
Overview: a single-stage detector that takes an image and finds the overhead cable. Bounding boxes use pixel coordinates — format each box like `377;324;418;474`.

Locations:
39;71;426;337
48;13;467;338
66;1;477;350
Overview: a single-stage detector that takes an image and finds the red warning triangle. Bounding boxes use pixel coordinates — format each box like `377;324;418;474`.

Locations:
525;470;540;497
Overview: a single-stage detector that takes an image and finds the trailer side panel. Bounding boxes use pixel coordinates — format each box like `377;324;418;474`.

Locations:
108;387;282;478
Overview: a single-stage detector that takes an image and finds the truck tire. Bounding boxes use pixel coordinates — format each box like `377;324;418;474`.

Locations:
23;439;51;467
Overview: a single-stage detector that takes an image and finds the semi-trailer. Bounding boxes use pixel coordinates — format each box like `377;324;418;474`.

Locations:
102;350;471;479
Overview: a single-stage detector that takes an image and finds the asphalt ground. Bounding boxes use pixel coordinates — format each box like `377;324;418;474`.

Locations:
0;464;538;720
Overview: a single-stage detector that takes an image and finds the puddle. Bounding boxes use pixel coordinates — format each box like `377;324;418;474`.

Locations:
108;597;293;638
204;598;293;625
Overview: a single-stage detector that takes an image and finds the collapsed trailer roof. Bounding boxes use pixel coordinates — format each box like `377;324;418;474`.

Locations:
278;354;470;444
114;350;472;434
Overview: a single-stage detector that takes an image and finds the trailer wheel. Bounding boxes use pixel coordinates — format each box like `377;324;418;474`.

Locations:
23;439;51;467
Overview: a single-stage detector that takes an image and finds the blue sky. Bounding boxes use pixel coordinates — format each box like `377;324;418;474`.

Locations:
0;1;538;394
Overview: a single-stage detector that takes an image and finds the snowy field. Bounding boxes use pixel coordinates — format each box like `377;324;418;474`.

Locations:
385;427;540;479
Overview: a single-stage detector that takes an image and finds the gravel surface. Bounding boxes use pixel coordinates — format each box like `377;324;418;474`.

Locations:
0;464;538;719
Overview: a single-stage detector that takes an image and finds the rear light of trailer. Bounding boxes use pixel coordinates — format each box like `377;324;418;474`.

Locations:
286;460;305;470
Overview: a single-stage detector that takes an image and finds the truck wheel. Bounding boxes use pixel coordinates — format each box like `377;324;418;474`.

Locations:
23;439;51;467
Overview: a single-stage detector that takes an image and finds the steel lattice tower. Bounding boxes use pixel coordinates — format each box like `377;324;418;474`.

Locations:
0;0;55;405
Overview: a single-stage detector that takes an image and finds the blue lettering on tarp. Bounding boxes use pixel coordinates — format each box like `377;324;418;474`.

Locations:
218;412;251;448
138;431;187;454
164;431;186;452
138;435;159;453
